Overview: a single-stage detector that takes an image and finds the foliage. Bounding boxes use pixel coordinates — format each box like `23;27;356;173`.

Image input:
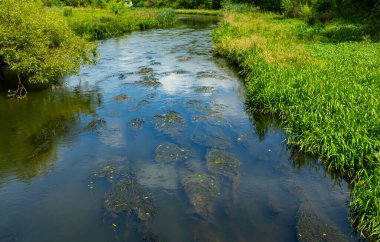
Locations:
63;6;74;16
0;0;96;86
45;0;222;9
281;0;301;17
224;0;379;24
64;8;176;40
132;0;221;9
225;0;281;11
174;9;221;15
299;3;313;20
156;8;176;25
42;0;63;6
221;0;254;12
351;168;380;238
107;0;126;15
43;0;126;7
213;11;380;239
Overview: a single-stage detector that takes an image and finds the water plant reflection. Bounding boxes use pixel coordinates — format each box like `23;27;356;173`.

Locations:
0;86;101;181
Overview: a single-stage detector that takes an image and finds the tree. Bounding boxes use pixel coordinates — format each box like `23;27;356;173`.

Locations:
0;0;96;96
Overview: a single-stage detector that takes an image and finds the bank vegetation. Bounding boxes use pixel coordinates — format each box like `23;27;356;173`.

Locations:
213;6;380;240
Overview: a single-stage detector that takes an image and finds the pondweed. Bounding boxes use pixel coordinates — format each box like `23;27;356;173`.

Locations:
213;11;380;240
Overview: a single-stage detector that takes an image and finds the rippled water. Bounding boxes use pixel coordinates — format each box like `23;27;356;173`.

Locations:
0;16;359;242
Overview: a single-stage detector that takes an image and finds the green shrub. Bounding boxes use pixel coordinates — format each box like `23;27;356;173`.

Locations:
281;0;301;17
157;8;176;26
66;8;176;40
42;0;63;6
63;6;74;16
299;3;313;21
0;0;96;86
222;0;254;12
107;0;126;15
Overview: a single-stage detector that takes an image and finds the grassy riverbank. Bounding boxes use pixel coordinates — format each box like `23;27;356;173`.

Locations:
213;11;380;239
62;7;176;40
175;9;221;15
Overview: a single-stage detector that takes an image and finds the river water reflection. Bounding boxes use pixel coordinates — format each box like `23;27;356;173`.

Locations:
0;16;359;242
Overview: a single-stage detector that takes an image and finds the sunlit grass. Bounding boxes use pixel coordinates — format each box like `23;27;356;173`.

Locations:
213;11;380;240
54;7;176;40
175;9;221;16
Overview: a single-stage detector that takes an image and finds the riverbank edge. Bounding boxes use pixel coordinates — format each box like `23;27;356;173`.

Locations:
212;11;380;240
64;7;177;40
175;9;221;16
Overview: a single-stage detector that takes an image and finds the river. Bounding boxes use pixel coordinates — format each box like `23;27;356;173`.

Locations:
0;16;359;242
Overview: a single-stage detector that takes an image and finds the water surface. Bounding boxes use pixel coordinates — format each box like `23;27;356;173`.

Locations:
0;16;358;242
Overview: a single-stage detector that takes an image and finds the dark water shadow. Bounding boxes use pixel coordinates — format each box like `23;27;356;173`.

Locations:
177;15;220;29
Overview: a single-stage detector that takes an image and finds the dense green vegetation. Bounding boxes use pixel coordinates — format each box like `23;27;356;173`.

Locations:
0;0;96;91
131;0;221;9
65;7;176;40
175;9;221;15
212;10;380;239
230;0;379;16
43;0;222;9
0;0;176;91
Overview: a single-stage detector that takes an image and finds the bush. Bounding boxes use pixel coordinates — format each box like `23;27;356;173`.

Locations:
63;6;74;16
281;0;301;17
299;3;314;21
66;8;177;40
107;0;126;15
157;8;176;26
0;0;96;86
42;0;63;6
222;0;254;12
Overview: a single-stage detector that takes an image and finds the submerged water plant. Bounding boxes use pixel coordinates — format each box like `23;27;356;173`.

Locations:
155;142;189;164
206;149;240;179
296;202;348;242
104;179;156;221
181;172;219;216
152;110;186;137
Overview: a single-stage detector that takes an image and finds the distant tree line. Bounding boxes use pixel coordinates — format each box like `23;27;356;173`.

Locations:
43;0;379;18
225;0;379;21
42;0;221;9
132;0;221;9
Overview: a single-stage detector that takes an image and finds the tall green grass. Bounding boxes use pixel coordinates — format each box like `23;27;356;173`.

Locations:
61;7;176;40
213;11;380;240
175;9;221;15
